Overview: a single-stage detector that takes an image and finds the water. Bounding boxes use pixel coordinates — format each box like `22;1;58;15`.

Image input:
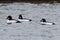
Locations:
0;3;60;40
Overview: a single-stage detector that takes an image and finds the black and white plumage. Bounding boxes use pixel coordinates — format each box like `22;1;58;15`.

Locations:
40;18;55;25
6;15;21;24
18;14;32;22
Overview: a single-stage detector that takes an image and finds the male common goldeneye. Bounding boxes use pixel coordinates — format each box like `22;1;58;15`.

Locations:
40;18;55;25
6;15;21;24
18;14;32;22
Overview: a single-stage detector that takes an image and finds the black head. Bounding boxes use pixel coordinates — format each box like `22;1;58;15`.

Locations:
19;14;23;19
7;16;12;20
41;18;46;22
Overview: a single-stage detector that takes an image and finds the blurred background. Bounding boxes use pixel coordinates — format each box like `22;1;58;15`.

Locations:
0;0;60;3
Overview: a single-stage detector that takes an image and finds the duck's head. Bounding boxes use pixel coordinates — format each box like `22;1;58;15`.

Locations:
19;14;23;19
6;16;12;20
40;18;46;22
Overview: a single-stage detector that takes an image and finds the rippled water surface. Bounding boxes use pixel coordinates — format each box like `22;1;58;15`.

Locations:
0;3;60;40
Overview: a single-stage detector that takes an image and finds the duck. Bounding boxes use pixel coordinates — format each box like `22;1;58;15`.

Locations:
40;18;55;25
6;15;21;24
18;14;32;22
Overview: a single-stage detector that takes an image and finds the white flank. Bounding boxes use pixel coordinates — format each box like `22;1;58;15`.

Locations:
6;20;16;23
40;22;53;25
18;19;29;21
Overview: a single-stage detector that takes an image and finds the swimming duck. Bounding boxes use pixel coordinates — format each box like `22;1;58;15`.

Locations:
6;15;21;24
40;18;55;25
18;14;32;22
